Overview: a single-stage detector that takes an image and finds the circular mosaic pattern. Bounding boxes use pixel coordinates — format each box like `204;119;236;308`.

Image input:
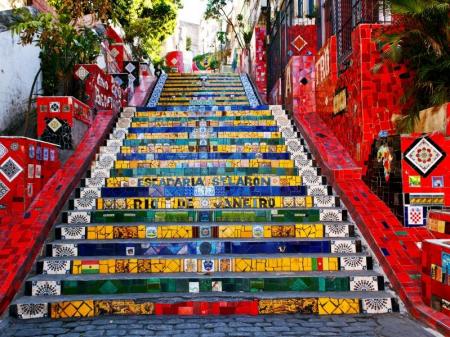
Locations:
286;139;302;152
276;117;290;127
326;224;347;236
280;127;295;138
352;278;376;291
86;177;104;187
117;118;131;128
293;154;310;165
34;282;59;296
91;170;108;178
314;196;334;207
81;189;100;199
103;146;120;154
45;260;69;273
321;210;341;222
76;198;95;209
10;142;19;151
121;111;134;118
342;256;365;269
54;245;77;256
69;213;90;224
302;169;321;185
363;298;390;312
112;129;126;140
19;304;47;318
98;156;115;169
308;186;327;196
332;242;354;253
62;227;84;238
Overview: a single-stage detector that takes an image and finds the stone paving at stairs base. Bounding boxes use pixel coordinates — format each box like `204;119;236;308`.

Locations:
0;313;441;337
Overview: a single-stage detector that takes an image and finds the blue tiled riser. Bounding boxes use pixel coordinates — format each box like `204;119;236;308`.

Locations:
98;186;309;198
49;240;357;256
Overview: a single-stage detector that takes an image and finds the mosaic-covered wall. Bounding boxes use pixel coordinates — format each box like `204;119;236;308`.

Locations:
315;24;412;171
0;137;60;214
363;133;450;227
363;135;404;221
250;26;267;101
422;239;450;315
401;134;449;227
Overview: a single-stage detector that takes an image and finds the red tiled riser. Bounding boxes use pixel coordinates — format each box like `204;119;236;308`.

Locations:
0;110;117;316
154;301;259;316
294;113;450;334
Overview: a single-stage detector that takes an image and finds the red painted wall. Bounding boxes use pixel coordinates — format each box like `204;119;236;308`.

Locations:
315;24;412;171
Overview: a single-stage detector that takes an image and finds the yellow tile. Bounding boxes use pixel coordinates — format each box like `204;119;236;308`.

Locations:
303;258;312;271
318;298;360;315
87;227;97;240
72;260;81;274
51;300;95;318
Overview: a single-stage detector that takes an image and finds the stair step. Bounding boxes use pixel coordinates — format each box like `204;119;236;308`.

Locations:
25;274;386;296
55;224;355;240
55;222;355;241
37;254;373;274
64;208;348;224
45;239;362;257
11;292;399;319
9;76;399;320
70;197;341;211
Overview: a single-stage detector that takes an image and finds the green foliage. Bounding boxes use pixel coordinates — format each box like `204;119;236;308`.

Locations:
205;0;244;49
11;8;101;95
119;0;182;61
242;30;253;46
378;0;450;132
217;31;227;44
186;36;192;51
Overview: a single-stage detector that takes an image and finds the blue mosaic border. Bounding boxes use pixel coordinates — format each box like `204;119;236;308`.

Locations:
147;73;168;107
240;74;260;107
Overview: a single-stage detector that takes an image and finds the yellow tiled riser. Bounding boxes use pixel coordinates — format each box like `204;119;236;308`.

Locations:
105;175;302;187
49;298;361;318
71;257;340;274
85;224;326;240
96;196;315;210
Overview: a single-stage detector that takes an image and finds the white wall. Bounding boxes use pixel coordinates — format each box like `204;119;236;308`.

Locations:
0;31;42;132
0;0;26;11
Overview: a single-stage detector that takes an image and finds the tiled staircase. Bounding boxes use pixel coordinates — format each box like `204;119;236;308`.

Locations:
10;73;399;319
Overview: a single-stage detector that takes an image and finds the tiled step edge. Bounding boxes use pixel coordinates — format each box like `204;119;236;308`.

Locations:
291;110;450;334
10;292;399;319
0;110;118;317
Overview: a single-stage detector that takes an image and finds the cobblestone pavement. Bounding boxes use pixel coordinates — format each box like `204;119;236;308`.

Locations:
0;313;442;337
